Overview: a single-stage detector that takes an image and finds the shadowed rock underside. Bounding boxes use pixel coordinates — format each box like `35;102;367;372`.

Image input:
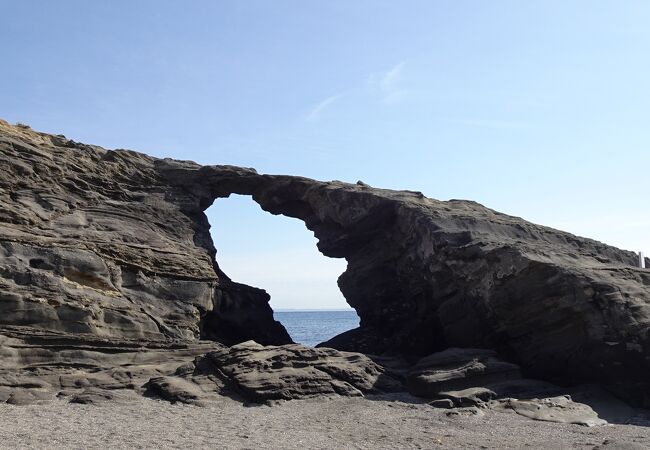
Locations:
1;120;649;410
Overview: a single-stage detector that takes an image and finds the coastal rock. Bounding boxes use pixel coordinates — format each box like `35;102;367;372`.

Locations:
1;120;650;405
169;341;404;403
4;389;53;406
143;376;215;406
0;120;290;348
406;348;521;398
63;387;141;405
159;151;650;402
435;387;497;408
407;348;613;424
497;395;607;427
0;324;223;404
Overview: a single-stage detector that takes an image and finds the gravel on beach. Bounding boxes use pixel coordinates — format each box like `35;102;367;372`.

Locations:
1;393;650;449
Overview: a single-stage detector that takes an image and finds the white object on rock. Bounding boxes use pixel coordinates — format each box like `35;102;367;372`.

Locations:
640;252;646;269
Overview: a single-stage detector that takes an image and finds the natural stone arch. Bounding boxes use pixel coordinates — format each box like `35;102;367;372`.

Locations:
201;193;350;347
159;160;650;401
1;116;648;405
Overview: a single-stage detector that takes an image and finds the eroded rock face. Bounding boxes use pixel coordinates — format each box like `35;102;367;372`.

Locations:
498;396;607;427
158;157;650;402
164;341;404;403
0;121;290;347
406;348;522;398
1;120;650;405
0;324;223;404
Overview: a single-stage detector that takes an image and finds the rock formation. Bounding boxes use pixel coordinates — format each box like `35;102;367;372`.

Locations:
1;120;649;411
0;121;289;347
157;153;650;404
161;340;404;403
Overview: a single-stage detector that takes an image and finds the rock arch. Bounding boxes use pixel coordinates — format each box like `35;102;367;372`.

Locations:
158;160;650;399
1;119;649;403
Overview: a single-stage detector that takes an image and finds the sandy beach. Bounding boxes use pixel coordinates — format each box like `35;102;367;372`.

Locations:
2;394;650;449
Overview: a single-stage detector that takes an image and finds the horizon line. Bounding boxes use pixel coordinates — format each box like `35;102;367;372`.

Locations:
273;308;355;312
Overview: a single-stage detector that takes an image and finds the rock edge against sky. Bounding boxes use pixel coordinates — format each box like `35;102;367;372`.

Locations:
0;119;649;416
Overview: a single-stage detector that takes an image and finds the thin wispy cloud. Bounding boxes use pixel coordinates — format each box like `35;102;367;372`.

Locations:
305;61;409;123
368;61;408;103
306;93;344;122
379;61;406;93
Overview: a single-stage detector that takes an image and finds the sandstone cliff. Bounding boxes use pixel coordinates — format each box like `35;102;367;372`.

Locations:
0;121;289;347
1;120;649;406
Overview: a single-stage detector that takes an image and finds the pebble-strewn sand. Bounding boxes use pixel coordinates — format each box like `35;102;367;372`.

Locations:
1;394;650;449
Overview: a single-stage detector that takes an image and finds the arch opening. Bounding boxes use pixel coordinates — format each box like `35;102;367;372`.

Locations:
204;194;358;347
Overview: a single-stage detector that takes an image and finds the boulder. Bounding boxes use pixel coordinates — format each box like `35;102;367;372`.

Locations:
406;348;521;398
435;387;497;407
497;395;607;427
143;376;211;406
185;341;404;402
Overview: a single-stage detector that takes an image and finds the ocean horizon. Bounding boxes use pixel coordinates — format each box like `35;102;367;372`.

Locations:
273;308;355;312
273;309;359;347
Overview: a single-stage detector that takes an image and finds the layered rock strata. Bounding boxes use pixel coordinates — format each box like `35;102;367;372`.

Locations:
1;120;649;407
159;158;650;402
160;340;404;403
0;121;289;348
0;324;222;405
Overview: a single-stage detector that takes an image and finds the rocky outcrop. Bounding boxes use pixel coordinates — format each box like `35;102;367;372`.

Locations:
0;120;290;348
1;120;650;407
0;324;222;404
142;342;629;427
158;157;650;403
406;348;522;398
159;340;404;403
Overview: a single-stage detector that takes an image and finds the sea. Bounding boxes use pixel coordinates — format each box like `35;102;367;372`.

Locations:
273;309;360;347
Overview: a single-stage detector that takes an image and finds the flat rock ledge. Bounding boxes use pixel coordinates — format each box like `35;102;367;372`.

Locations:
139;343;633;427
0;325;222;405
0;325;640;426
152;341;405;404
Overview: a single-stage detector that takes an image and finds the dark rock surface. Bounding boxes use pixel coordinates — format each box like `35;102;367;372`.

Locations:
0;324;223;404
160;341;404;403
1;120;650;408
0;120;290;347
156;151;650;402
406;348;522;397
143;344;537;406
162;162;650;403
143;376;219;406
496;395;607;427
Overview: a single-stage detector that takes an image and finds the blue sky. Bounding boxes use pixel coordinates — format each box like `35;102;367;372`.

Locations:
2;1;649;308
